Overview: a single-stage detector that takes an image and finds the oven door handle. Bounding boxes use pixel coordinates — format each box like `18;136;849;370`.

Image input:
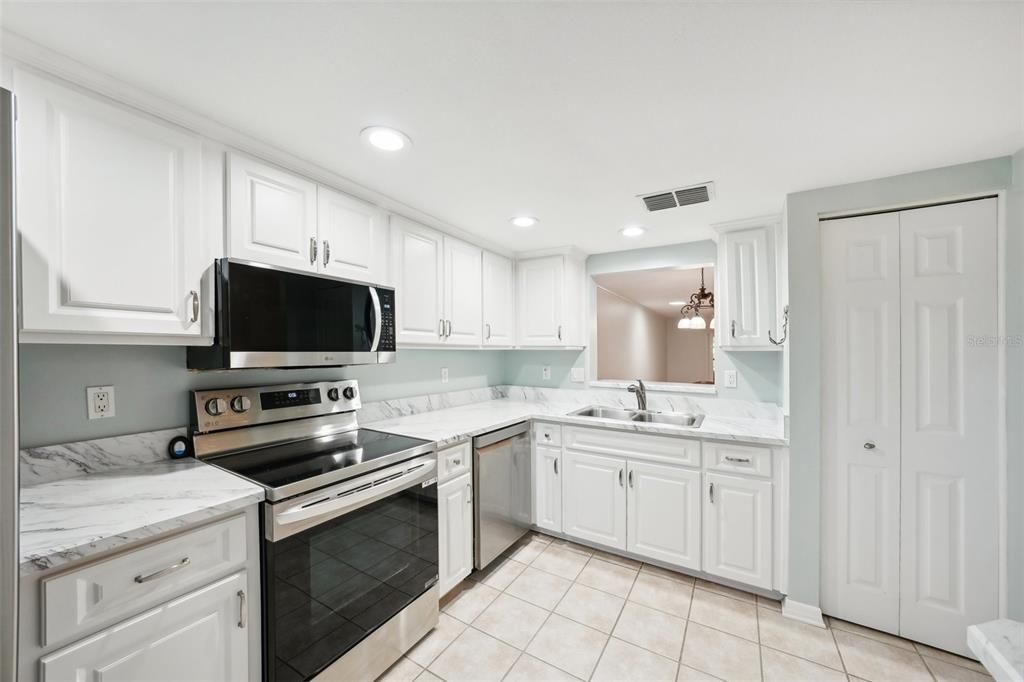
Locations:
268;456;436;541
369;287;382;352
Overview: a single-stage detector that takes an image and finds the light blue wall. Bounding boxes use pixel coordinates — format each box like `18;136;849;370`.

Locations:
785;156;1015;609
503;349;586;388
1007;149;1024;620
586;239;783;405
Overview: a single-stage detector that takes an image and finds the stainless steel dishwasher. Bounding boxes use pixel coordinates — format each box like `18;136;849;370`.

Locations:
473;422;532;569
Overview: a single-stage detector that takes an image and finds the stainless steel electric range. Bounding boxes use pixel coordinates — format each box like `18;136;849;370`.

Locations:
190;380;439;682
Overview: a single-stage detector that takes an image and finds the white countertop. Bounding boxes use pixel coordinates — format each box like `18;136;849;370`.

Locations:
364;397;787;448
969;620;1024;682
20;459;264;576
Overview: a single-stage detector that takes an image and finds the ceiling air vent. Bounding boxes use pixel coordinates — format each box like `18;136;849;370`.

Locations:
639;182;715;212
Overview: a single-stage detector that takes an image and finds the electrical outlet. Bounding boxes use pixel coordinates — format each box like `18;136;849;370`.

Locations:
542;366;551;380
570;367;585;383
441;367;449;383
86;385;116;420
723;370;738;389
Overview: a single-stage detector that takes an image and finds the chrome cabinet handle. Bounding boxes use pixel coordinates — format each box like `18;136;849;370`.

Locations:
863;442;876;450
557;325;562;341
725;456;751;464
618;468;624;487
237;590;246;628
452;457;461;466
446;319;452;337
466;482;472;504
553;458;559;475
323;240;330;267
189;290;199;324
709;482;715;503
731;320;737;338
309;237;318;265
485;323;492;340
439;319;445;338
628;470;634;487
135;557;191;584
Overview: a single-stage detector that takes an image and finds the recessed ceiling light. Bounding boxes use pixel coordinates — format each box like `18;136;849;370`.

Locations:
669;300;686;306
360;126;411;152
620;225;645;238
510;216;538;228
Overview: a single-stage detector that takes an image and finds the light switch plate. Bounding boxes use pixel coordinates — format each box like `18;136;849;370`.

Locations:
570;367;585;383
542;366;551;380
86;385;116;420
723;370;738;388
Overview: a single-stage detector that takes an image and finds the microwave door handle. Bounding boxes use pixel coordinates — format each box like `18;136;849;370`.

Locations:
369;287;382;352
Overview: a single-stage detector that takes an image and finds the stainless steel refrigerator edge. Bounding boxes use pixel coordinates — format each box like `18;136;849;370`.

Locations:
0;86;20;679
473;422;531;569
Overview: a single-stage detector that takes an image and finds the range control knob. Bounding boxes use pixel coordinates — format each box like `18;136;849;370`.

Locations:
327;387;340;401
343;386;358;400
230;396;251;413
205;398;227;416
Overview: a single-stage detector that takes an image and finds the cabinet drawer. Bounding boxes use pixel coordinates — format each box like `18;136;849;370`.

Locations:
534;423;562;447
705;442;772;478
438;442;471;483
41;514;247;647
563;426;700;467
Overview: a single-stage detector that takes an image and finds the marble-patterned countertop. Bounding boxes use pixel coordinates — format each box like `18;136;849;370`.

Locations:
20;459;264;576
365;397;787;448
968;620;1024;682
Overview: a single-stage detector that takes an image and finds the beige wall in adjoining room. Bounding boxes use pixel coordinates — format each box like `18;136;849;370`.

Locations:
665;319;713;384
596;287;667;382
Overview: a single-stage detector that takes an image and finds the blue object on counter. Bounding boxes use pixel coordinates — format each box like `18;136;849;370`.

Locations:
168;435;191;459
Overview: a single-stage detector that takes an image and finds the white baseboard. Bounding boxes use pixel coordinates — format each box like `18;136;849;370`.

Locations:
782;598;826;628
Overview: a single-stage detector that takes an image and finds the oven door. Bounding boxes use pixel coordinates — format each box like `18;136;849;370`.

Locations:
263;455;438;682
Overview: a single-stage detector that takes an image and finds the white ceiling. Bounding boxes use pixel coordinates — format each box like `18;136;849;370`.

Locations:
2;2;1021;254
594;266;714;320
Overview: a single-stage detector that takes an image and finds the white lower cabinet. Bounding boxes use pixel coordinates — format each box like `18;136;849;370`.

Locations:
562;450;627;550
438;473;473;596
40;571;249;682
627;460;701;570
533;444;562;533
702;472;773;590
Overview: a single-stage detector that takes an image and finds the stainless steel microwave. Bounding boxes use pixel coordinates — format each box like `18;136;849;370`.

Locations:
187;259;396;370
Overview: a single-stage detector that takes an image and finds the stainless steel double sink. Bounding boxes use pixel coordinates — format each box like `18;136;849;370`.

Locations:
569;405;704;428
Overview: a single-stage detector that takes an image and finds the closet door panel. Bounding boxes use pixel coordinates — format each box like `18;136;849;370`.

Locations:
898;198;999;657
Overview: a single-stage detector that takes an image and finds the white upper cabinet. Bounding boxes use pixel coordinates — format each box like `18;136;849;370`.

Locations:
481;251;515;347
516;253;585;347
715;219;780;350
15;67;212;343
391;216;445;345
443;236;483;346
317;186;388;283
227;152;318;272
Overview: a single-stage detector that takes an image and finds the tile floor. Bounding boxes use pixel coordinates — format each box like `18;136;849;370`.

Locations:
379;533;992;682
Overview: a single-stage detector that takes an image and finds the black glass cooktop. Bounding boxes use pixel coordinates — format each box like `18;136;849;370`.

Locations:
208;428;432;496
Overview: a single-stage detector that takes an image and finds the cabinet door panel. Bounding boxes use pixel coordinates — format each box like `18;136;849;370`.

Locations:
534;445;562;533
444;237;482;346
40;572;248;682
722;227;775;347
703;473;772;589
317;186;387;283
563;450;626;549
227;153;317;272
438;474;473;596
15;67;207;339
391;217;444;345
517;256;563;346
627;461;700;570
482;251;515;346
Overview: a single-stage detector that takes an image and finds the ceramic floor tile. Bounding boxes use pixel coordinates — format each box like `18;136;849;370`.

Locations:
506;566;573;610
405;613;467;667
441;580;501;623
914;643;987;673
826;617;916;651
505;534;551;564
612;601;688;661
547;537;594;557
680;622;762;681
923;657;994;682
526;613;609;680
757;606;843;670
427;627;519;682
377;656;424;682
576;557;639;598
554;582;625;633
590;548;643;570
756;595;783;612
641;563;697;585
472;593;549;649
833;629;933;682
414;672;443;682
504;654;582;682
469;557;528;591
592;637;678;682
688;587;758;641
760;647;847;682
694;578;757;604
628;571;694;618
676;663;723;681
531;543;591;580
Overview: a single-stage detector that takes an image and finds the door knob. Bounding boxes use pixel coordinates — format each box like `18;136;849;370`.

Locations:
863;441;876;450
